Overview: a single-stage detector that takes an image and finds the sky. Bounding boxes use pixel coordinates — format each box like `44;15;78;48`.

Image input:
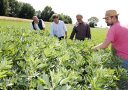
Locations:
17;0;128;27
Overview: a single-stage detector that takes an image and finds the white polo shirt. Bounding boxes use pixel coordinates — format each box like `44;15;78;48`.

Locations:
50;20;67;37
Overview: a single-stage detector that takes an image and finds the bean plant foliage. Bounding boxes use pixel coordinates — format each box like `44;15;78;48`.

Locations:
0;26;127;90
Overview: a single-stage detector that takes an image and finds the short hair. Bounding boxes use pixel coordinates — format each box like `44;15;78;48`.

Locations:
76;14;83;18
52;14;59;19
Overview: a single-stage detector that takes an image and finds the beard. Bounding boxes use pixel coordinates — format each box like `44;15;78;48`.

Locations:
107;23;113;26
107;23;110;26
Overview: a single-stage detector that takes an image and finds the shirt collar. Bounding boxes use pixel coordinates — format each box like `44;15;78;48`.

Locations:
54;20;60;24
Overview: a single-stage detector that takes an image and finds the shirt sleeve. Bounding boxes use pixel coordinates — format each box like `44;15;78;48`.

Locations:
106;27;115;42
30;23;33;30
62;21;67;32
50;23;54;37
41;20;45;28
70;26;76;40
86;24;91;39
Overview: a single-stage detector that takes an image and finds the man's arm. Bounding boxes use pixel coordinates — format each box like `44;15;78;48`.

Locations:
50;23;54;37
42;20;45;31
86;24;91;39
63;21;67;39
93;39;111;51
93;26;115;51
30;23;33;30
70;26;76;40
65;31;67;39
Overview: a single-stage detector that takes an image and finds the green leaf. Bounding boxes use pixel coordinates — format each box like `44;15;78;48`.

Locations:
37;84;45;90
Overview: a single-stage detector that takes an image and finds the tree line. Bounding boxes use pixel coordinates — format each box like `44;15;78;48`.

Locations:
0;0;100;27
0;0;72;24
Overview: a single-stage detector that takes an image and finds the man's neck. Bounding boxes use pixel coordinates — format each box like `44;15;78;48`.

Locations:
78;20;83;24
110;20;119;26
55;20;59;24
114;20;119;24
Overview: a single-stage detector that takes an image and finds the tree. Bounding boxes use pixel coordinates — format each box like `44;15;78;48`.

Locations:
89;22;95;28
36;10;42;18
41;6;54;21
63;15;72;24
88;17;99;28
8;0;22;17
59;14;72;24
18;3;35;19
50;13;72;24
0;0;8;16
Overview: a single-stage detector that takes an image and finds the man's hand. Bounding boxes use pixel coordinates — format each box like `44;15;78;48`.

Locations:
92;46;99;52
65;31;67;39
92;39;111;52
92;43;103;52
65;35;67;39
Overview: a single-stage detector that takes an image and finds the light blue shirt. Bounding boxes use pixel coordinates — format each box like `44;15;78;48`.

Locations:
50;20;67;37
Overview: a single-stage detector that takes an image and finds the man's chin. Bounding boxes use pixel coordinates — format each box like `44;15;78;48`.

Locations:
107;24;113;26
107;24;110;26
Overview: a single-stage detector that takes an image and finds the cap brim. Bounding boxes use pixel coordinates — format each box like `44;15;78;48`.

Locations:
103;16;109;19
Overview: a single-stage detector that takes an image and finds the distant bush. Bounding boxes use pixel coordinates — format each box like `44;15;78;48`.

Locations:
50;13;72;24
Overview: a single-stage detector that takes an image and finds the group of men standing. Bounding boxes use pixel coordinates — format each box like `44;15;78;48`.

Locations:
30;10;128;73
30;14;91;41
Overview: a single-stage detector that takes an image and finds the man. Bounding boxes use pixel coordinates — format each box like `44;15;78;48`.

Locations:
93;10;128;71
70;14;91;40
50;14;67;40
30;16;45;30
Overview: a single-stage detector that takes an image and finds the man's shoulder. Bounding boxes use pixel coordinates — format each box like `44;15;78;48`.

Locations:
83;22;89;26
59;20;64;24
110;22;121;30
74;22;88;27
115;22;128;32
30;21;34;26
39;19;43;21
31;20;34;23
74;22;79;27
39;19;44;22
119;22;128;28
51;22;55;26
51;22;54;24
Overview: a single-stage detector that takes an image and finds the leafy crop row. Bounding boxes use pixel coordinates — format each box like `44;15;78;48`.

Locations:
0;26;127;90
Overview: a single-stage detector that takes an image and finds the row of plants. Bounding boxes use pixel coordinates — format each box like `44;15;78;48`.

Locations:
0;26;127;90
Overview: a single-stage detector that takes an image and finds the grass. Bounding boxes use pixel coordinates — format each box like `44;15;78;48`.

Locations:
0;19;108;44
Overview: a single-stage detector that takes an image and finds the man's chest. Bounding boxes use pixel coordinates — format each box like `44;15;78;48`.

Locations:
76;25;86;32
53;24;63;30
34;24;40;30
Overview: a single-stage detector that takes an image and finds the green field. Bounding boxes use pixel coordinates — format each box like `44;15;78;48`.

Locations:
0;19;127;90
0;19;107;43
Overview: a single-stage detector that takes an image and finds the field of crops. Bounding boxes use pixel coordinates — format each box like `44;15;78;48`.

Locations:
0;19;128;90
